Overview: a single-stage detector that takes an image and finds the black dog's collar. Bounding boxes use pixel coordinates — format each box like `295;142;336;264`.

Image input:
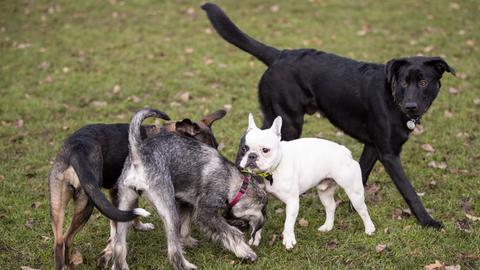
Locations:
406;116;422;130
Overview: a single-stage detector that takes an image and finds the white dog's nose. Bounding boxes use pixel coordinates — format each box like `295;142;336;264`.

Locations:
248;153;258;160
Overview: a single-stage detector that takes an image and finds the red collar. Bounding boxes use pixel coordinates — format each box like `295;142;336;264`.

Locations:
228;174;250;208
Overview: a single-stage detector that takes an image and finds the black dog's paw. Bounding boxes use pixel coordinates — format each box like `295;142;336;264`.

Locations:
422;219;443;229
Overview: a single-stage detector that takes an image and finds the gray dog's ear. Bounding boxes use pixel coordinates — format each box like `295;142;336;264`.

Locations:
270;116;282;138
385;58;409;84
424;57;456;77
201;109;227;127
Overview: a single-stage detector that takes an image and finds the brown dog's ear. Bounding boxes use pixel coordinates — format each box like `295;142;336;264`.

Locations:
385;58;409;85
201;109;227;127
175;119;201;137
424;57;456;77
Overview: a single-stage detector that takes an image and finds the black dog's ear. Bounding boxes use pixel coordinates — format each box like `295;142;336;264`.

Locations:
175;119;201;136
424;57;456;77
201;109;227;127
385;58;409;84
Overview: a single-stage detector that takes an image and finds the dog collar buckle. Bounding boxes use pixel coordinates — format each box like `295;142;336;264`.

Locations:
228;175;250;208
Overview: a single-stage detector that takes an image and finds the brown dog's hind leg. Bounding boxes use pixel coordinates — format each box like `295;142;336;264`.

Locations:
64;187;94;267
49;168;72;270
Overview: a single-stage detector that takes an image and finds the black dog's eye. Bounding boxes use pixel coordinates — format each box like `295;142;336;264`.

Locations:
399;80;408;88
418;80;428;88
241;145;249;153
262;148;270;153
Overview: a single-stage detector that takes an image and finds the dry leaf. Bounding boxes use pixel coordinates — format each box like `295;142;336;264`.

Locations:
423;45;435;53
455;219;472;233
268;234;277;246
112;84;121;95
421;144;435;153
179;92;190;103
336;131;344;137
275;208;284;214
429;180;437;189
428;161;447;170
413;125;424;135
375;244;387;253
185;47;193;54
298;218;309;227
366;183;380;194
444;110;453;118
204;58;214;65
91;100;107;108
15;119;24;128
425;260;444;270
445;265;461;270
37;61;49;70
128;95;141;103
21;267;39;270
465;40;475;47
448;87;460;94
223;104;232;111
25;218;34;229
465;213;480;221
326;239;338;249
69;250;83;267
473;98;480;105
31;202;41;209
270;4;280;13
449;3;460;9
204;27;213;35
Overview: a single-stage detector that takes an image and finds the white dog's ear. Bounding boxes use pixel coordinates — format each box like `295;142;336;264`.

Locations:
270;116;282;137
247;113;257;131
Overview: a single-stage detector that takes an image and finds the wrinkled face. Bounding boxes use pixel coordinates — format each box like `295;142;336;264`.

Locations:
386;56;455;119
236;114;282;172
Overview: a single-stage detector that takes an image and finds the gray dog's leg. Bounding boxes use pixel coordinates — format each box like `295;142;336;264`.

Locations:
196;205;257;261
145;183;196;270
178;202;199;248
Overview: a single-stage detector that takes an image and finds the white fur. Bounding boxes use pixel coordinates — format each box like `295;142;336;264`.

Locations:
242;115;375;250
133;208;150;217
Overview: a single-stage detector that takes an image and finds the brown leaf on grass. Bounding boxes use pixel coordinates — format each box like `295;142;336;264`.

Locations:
112;84;121;95
270;4;280;13
178;92;190;103
15;119;24;128
429;180;437;189
465;213;480;222
204;27;213;35
69;250;83;267
91;100;108;108
203;58;214;65
383;227;389;234
338;220;349;230
425;260;444;270
428;161;447;170
21;267;39;270
37;61;49;70
421;143;435;153
460;196;474;214
275;208;284;214
375;244;387;253
31;202;41;209
448;87;460;94
223;104;232;111
128;95;141;103
365;183;380;194
445;265;461;270
423;45;435;53
449;2;460;9
392;209;411;220
413;125;424;135
268;234;277;246
465;39;475;47
444;110;453;118
15;43;31;49
326;239;338;249
455;219;472;233
474;98;480;105
25;218;34;229
0;175;4;182
41;235;50;243
298;218;309;227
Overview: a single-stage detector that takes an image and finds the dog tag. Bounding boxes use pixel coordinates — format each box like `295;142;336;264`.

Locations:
406;120;416;130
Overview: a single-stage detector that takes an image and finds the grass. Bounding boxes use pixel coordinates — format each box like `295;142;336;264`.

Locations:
0;0;479;269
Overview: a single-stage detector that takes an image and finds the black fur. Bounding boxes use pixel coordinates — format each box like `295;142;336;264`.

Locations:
203;3;456;228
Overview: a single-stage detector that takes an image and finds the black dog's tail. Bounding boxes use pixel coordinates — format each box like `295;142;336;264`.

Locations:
129;108;170;162
202;3;281;66
70;151;151;222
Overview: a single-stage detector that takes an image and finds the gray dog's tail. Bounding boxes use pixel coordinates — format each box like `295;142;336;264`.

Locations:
70;151;150;221
129;108;170;161
202;3;281;66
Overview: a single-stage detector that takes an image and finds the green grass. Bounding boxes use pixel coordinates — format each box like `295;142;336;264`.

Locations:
0;0;479;269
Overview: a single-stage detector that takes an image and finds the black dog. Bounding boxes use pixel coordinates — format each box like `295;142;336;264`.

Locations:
202;3;455;228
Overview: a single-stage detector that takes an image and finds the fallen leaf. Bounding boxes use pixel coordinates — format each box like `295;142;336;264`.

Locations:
326;239;338;249
298;218;309;227
270;4;280;13
383;227;389;234
112;84;121;95
421;144;435;153
474;98;480;105
25;218;34;229
185;7;195;16
69;250;83;267
425;260;444;270
365;183;380;194
223;104;232;111
37;61;49;70
335;131;344;137
268;234;277;246
338;220;349;230
0;175;4;182
31;202;41;209
392;209;411;220
21;267;39;270
444;110;453;118
448;87;460;94
455;219;472;233
91;100;107;108
445;265;461;270
428;161;447;170
204;27;212;34
41;235;50;243
460;196;474;214
128;95;141;103
429;180;437;189
413;125;424;135
449;2;460;9
465;213;480;222
465;39;475;47
185;47;193;54
179;92;190;103
375;244;387;253
423;45;435;53
15;119;24;128
275;208;284;214
203;58;214;65
62;67;69;73
16;43;31;49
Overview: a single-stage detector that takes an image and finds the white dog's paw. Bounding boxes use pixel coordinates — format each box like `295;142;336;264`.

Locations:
248;236;261;247
133;222;155;231
318;223;333;232
282;232;296;250
365;225;376;235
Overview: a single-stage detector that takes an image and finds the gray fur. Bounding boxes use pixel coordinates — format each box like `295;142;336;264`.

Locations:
112;108;267;270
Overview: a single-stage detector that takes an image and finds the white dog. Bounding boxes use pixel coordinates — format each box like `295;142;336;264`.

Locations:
237;113;375;250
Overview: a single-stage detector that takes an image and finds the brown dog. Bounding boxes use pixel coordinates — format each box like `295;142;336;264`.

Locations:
48;109;226;269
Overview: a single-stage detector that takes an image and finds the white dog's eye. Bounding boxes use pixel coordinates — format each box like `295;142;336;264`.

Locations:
262;148;270;153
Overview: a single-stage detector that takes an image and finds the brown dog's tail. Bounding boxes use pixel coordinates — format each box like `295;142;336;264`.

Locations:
202;3;281;66
129;108;170;162
70;151;151;221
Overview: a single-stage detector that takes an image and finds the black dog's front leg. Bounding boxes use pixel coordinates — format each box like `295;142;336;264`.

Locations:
378;153;442;228
359;144;378;186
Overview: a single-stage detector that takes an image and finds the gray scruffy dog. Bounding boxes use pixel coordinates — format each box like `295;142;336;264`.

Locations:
111;108;267;270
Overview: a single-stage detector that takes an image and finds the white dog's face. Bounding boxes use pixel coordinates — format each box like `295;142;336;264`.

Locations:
236;113;282;172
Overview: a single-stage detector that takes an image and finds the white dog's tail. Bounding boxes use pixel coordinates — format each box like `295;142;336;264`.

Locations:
128;108;170;161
